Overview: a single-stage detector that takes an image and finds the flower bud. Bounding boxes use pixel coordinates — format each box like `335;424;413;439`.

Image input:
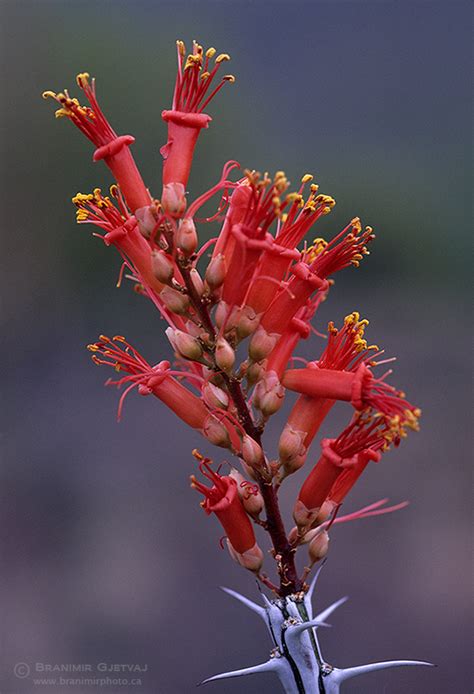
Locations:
314;499;336;526
215;337;235;373
242;435;265;468
202;382;229;409
135;203;160;239
151;250;174;284
203;415;231;448
249;326;279;361
214;300;229;329
190;268;204;296
246;359;265;386
166;327;203;361
229;468;264;517
177;217;198;256
293;498;318;530
162;182;186;218
253;370;285;416
227;539;264;573
233;305;261;339
205;253;227;290
160;286;190;314
279;424;305;463
308;530;330;564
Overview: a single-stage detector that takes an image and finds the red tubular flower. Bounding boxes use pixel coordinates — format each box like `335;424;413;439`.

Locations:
72;188;166;299
282;361;421;422
221;171;289;309
43;74;150;212
87;335;209;429
293;410;406;529
328;448;379;506
245;175;335;316
278;313;380;474
258;218;373;338
191;459;263;572
161;41;234;190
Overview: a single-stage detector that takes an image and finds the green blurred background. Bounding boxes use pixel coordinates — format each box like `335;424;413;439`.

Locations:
1;1;471;693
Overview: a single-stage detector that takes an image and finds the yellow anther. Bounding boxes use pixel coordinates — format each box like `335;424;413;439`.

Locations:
215;53;231;63
281;213;288;223
351;217;362;232
114;363;121;373
98;334;110;342
176;40;186;56
42;90;57;100
205;47;216;58
87;344;99;352
310;183;319;192
223;74;235;83
184;56;199;70
200;71;210;81
113;335;126;342
286;193;303;204
76;72;90;89
301;174;313;184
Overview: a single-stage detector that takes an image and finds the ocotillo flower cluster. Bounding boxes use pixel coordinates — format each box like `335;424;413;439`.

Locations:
43;39;420;599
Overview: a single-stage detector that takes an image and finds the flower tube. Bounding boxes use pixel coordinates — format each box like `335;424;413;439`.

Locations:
191;459;263;572
43;74;150;212
161;41;234;193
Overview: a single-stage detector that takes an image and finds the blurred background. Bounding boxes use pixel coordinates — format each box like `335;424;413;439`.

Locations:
0;1;471;693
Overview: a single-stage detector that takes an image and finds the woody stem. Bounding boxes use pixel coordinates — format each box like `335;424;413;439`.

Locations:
180;260;302;596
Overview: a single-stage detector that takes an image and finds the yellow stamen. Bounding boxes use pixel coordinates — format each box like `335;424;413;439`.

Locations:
76;72;90;89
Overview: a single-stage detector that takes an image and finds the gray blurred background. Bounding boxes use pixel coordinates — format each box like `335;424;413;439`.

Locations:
0;1;471;693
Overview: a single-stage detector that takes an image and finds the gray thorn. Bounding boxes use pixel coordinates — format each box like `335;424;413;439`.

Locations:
220;586;267;619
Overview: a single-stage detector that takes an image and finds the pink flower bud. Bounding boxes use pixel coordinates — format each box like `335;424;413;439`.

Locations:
205;253;227;290
161;182;186;218
202;382;229;409
242;435;265;468
227;539;264;573
233;305;261;339
203;415;231;448
151;250;174;284
160;286;190;314
229;468;264;517
308;529;330;564
215;337;235;373
176;217;198;256
293;498;318;530
135;203;160;240
314;499;337;525
278;424;305;463
190;267;204;296
166;327;203;361
214;300;229;329
249;325;279;361
246;359;265;386
253;370;285;416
